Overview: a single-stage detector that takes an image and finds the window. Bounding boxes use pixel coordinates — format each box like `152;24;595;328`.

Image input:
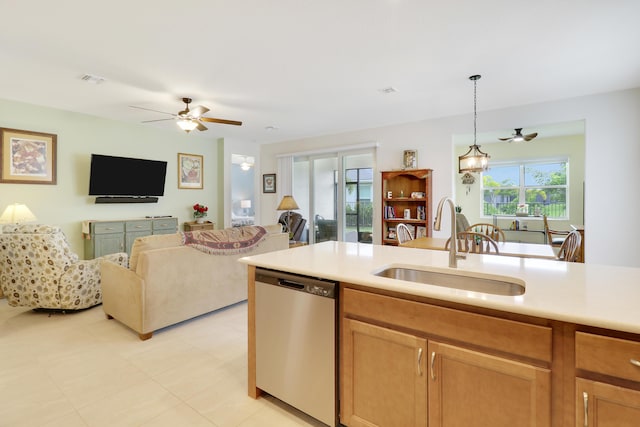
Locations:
481;160;568;218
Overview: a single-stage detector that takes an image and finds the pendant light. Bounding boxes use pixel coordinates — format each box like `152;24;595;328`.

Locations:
458;74;490;173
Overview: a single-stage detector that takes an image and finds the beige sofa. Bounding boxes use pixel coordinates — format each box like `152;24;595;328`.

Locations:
101;224;288;340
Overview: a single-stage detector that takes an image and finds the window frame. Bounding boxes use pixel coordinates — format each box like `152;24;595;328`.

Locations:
480;157;570;219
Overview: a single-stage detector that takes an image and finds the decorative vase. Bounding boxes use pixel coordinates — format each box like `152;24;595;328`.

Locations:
196;217;204;224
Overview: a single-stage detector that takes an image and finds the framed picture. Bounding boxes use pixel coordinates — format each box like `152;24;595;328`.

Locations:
416;226;427;238
0;127;57;184
263;173;276;193
403;149;417;169
178;153;203;189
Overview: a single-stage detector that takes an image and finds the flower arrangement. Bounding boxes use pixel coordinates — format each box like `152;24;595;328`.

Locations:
193;203;208;219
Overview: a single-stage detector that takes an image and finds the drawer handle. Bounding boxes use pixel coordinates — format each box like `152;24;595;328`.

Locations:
430;351;436;380
631;358;640;368
105;227;114;231
417;348;423;376
583;391;588;427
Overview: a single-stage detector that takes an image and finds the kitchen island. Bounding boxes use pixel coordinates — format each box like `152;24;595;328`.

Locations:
241;242;640;426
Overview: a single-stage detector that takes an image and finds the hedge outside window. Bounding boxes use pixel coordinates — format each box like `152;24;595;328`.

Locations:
481;160;568;218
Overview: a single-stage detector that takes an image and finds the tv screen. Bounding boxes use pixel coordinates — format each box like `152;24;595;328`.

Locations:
89;154;167;197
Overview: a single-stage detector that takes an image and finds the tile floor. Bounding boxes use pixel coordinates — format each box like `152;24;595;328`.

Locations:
0;299;326;427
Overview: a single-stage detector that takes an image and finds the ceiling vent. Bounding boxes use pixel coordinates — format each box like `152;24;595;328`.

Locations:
80;74;106;84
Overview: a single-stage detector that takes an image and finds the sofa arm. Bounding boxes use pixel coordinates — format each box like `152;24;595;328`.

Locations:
58;252;128;309
101;259;147;335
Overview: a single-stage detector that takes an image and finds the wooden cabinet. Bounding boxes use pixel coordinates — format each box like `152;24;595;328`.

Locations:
381;169;432;245
429;341;550;426
340;287;553;426
575;332;640;426
84;217;178;258
342;319;427;427
183;220;215;231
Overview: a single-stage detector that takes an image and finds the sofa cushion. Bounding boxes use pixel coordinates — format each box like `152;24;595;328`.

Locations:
129;233;183;271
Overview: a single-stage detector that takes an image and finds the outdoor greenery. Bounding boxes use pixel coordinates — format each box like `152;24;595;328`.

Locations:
482;162;567;217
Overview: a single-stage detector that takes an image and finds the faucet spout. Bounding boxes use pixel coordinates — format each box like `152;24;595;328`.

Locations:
434;197;465;268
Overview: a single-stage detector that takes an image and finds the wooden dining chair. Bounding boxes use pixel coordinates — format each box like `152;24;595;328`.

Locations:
556;230;582;262
396;223;415;244
466;223;506;243
445;231;500;254
543;215;569;247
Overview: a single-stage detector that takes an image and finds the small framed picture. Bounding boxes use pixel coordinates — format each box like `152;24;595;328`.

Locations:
0;127;57;184
263;173;276;193
416;226;427;238
178;153;203;189
403;149;417;169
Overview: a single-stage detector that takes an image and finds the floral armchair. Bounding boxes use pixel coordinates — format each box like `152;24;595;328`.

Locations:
0;224;128;310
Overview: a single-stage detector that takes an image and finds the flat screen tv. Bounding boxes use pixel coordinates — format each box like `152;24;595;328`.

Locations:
89;154;167;202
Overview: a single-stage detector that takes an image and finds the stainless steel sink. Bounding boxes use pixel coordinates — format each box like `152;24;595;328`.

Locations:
373;266;525;296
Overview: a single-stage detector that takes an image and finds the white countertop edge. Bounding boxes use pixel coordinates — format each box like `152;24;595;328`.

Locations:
241;242;640;335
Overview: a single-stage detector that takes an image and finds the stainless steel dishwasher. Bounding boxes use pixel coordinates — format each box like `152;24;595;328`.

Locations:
255;267;337;427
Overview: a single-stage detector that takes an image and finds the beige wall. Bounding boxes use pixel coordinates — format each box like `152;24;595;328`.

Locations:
0;98;221;257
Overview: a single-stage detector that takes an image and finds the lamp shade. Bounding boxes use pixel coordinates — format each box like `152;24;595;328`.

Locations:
0;203;37;224
458;144;490;173
277;195;299;211
240;199;252;209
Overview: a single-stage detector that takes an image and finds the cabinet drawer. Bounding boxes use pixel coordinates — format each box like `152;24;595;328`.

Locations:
576;332;640;382
125;220;151;232
343;288;552;363
152;218;177;231
92;222;125;234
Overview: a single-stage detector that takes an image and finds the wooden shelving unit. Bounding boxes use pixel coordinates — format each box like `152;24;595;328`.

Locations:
381;169;433;245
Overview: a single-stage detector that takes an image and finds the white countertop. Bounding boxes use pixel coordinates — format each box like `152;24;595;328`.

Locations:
241;241;640;335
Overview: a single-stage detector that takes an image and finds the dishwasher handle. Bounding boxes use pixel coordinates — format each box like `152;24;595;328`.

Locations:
278;279;306;290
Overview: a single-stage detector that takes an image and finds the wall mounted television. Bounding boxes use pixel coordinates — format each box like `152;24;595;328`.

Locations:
89;154;168;203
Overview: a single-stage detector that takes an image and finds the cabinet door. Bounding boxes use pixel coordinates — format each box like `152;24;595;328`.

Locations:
341;318;427;427
576;378;640;427
94;233;124;257
428;341;551;427
125;231;151;255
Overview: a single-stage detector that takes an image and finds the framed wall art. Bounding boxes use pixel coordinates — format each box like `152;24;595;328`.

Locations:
403;149;417;169
178;153;203;189
263;173;276;193
0;127;57;184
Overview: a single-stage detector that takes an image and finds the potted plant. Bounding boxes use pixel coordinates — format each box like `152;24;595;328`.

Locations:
193;203;208;223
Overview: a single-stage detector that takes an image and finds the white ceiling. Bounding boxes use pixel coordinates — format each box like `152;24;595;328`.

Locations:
1;0;639;144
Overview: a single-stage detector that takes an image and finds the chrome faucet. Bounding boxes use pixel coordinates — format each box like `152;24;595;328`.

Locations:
434;197;466;268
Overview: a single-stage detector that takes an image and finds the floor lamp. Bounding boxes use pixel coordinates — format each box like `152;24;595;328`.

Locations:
276;195;299;240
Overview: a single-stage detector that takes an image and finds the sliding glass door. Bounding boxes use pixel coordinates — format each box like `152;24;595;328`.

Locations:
293;149;374;244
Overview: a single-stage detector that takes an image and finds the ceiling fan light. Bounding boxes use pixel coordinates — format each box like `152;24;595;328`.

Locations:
177;119;198;132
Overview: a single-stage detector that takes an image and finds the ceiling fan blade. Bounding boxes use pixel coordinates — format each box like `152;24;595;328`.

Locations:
200;117;243;126
523;132;538;141
130;105;176;116
141;118;175;123
190;105;210;118
498;137;512;141
195;121;208;132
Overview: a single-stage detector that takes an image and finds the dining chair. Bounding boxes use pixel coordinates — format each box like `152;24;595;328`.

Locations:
466;223;506;243
543;215;569;247
556;230;582;262
445;231;500;254
396;223;415;244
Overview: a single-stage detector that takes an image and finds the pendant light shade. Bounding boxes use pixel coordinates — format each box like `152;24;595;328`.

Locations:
459;75;490;173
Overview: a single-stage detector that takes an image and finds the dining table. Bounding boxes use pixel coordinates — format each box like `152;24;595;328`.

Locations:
399;236;558;260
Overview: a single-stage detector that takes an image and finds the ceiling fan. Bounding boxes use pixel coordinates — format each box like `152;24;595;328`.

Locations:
131;98;242;133
499;128;538;143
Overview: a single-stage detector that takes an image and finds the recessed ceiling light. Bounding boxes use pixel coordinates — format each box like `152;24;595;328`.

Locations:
379;86;398;94
80;74;106;84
